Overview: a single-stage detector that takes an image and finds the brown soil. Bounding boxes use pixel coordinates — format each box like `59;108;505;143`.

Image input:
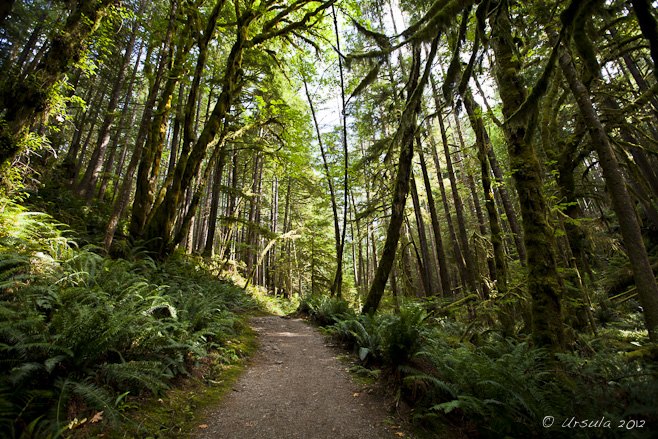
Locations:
197;315;414;439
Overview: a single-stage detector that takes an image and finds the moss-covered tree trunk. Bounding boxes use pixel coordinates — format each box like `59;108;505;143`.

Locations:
427;124;467;294
75;0;146;204
0;0;117;169
362;35;439;314
430;77;479;295
410;171;440;297
491;2;564;351
143;11;255;256
558;43;658;342
130;23;193;239
462;87;507;303
418;144;451;296
102;3;178;251
203;156;226;257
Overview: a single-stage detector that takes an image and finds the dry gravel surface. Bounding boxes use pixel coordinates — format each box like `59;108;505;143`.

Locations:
197;315;412;439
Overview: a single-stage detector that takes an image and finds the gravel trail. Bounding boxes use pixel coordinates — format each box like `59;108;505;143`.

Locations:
197;316;410;439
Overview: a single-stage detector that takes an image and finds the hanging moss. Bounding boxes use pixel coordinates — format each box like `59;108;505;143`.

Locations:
409;0;475;44
401;0;454;39
572;5;601;82
443;6;472;103
348;60;384;101
351;19;392;50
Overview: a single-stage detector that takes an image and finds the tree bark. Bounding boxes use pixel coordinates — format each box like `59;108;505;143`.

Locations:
302;74;342;296
76;0;145;204
410;171;439;297
461;87;507;300
102;2;179;250
431;77;479;295
130;21;192;237
491;5;564;351
362;35;439;314
0;0;117;169
418;143;451;296
558;40;658;342
331;4;349;299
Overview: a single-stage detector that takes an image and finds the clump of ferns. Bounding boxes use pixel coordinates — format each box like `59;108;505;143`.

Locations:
327;312;388;365
2;264;193;435
403;340;557;438
299;295;355;326
0;207;252;435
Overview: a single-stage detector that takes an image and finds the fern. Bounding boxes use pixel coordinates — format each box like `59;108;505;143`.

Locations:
54;377;122;428
100;361;169;395
0;201;256;436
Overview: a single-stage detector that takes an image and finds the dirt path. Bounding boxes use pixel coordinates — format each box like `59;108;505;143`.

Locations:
197;316;412;439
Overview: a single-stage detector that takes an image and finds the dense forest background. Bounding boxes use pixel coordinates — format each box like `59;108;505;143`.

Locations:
1;0;658;437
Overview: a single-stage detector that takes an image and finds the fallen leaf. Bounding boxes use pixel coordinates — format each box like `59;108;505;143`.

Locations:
395;433;405;437
90;411;104;423
391;426;399;429
353;393;360;397
199;425;208;429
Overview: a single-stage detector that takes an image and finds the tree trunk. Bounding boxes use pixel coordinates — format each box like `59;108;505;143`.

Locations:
558;40;658;342
431;77;479;295
418;143;451;296
98;39;145;203
302;74;342;297
362;36;439;314
76;0;145;204
130;23;191;237
410;171;439;297
472;76;527;264
631;0;658;83
331;4;349;299
461;87;507;300
203;152;226;257
143;9;256;257
491;5;564;351
0;0;117;169
427;125;467;294
102;2;179;250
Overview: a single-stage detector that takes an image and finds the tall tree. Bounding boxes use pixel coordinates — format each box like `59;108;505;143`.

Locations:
490;0;564;350
362;32;440;314
0;0;118;169
557;31;658;342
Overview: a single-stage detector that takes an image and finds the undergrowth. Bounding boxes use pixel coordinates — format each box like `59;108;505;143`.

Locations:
299;295;658;438
0;198;258;438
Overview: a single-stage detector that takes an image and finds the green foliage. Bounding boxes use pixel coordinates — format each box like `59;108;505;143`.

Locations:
408;339;555;437
0;201;255;437
298;295;355;326
306;295;657;438
328;312;387;363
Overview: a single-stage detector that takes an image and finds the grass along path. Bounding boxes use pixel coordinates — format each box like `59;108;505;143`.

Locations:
197;316;412;439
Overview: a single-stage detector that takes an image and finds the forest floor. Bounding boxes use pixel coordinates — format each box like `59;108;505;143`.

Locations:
196;315;416;439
